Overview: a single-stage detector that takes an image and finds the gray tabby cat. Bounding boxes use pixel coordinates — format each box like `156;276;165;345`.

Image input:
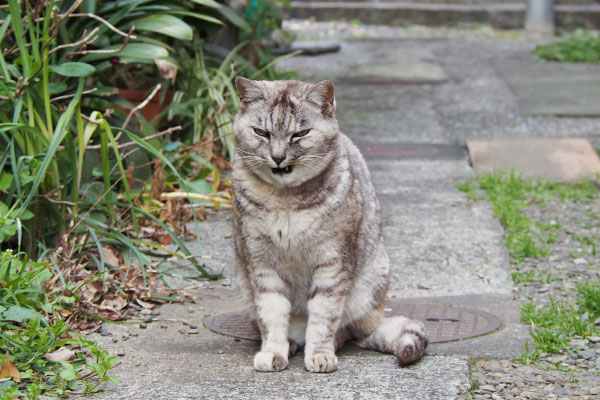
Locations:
232;77;428;373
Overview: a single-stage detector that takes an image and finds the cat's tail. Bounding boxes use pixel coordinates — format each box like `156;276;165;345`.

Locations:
355;316;428;366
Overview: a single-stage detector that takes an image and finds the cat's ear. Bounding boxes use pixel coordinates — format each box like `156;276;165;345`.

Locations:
235;77;263;104
306;80;335;117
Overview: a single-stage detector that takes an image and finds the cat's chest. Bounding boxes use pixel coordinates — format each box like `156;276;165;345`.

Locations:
262;209;315;250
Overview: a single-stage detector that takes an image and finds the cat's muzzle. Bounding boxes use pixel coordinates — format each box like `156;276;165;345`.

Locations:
272;166;293;175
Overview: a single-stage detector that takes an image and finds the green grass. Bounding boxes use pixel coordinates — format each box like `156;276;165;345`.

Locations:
576;281;600;318
458;170;600;362
520;283;600;357
511;270;538;283
457;171;597;263
534;29;600;63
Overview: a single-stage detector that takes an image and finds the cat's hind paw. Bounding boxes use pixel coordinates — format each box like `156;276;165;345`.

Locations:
395;321;428;366
253;351;288;372
304;351;338;373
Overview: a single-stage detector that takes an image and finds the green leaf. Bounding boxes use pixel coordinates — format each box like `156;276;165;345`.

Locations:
82;43;169;62
51;62;96;77
189;0;221;8
19;209;34;220
218;5;251;31
0;379;16;393
0;172;13;190
58;362;77;381
0;201;8;216
3;305;48;325
131;14;193;40
183;179;212;195
182;179;213;204
49;82;68;94
169;10;223;25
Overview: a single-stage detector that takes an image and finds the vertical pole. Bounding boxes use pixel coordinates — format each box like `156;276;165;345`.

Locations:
525;0;555;33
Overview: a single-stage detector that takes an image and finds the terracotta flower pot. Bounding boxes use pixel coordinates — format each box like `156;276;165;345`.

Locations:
116;88;172;124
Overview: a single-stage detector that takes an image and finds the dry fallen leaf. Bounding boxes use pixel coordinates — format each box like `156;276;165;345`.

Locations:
45;347;76;362
0;357;20;383
154;58;178;84
100;294;128;311
135;298;155;309
102;247;120;268
159;234;172;245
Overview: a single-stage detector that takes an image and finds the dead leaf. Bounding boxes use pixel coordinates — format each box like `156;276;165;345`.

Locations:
45;347;76;362
159;234;172;245
135;298;155;309
100;294;128;311
154;58;178;84
87;280;104;293
102;247;120;268
0;357;20;382
151;160;165;200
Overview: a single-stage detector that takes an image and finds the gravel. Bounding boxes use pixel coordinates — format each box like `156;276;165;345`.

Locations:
471;193;600;400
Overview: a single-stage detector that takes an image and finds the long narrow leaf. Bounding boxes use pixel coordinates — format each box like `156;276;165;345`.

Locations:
19;78;85;215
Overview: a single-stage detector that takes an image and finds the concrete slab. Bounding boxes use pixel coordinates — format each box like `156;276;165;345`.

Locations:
496;59;600;117
92;288;470;400
467;137;600;182
370;158;512;298
276;40;447;83
335;83;447;145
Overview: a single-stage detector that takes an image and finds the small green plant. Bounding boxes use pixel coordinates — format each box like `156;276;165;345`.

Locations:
576;281;600;318
476;171;548;261
534;29;600;63
456;182;482;201
574;235;598;256
461;171;597;263
515;340;536;364
537;220;562;231
520;285;600;359
512;270;538;283
0;250;116;398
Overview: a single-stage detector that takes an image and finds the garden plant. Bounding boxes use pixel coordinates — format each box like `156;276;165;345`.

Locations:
0;0;290;397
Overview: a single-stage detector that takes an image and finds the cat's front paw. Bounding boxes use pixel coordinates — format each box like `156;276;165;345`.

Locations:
304;351;338;373
254;351;288;372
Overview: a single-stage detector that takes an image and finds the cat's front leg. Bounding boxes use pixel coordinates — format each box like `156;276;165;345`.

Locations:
304;260;349;373
253;269;291;372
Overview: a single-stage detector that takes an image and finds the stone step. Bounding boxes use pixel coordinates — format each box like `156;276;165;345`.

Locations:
284;2;600;29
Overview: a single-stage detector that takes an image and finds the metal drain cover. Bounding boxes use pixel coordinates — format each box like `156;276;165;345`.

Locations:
203;300;501;344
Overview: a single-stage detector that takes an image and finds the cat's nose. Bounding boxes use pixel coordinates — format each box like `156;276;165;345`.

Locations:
271;155;285;166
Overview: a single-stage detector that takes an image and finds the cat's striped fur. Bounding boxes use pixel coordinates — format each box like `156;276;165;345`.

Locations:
232;77;427;373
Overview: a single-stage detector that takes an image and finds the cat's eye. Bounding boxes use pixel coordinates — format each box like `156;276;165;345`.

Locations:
292;129;310;139
253;127;269;138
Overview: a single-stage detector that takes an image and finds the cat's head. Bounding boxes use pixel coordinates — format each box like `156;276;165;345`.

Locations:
233;78;339;188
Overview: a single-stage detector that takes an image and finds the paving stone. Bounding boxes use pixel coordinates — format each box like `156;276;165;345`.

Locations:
467;138;600;182
497;58;600;117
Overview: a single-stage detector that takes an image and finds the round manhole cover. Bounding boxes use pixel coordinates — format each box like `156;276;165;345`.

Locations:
203;300;501;344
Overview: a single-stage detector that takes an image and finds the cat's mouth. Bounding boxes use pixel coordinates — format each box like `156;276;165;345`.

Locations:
271;166;293;175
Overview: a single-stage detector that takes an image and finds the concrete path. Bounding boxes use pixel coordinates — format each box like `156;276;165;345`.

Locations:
92;35;600;399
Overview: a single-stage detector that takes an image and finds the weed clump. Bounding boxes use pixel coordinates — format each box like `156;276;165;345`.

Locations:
534;29;600;63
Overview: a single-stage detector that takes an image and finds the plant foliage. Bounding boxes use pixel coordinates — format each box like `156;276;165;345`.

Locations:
534;29;600;63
